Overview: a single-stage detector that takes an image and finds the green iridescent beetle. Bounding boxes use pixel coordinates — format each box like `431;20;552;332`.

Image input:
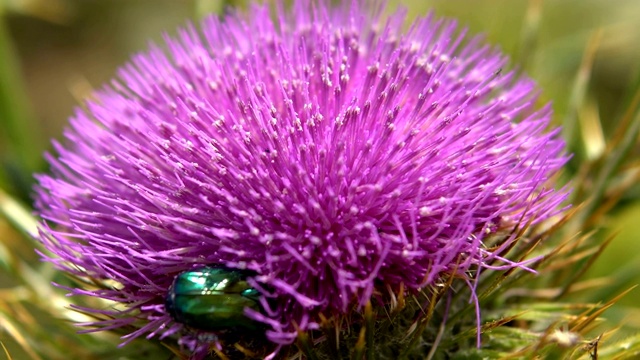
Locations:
165;266;262;331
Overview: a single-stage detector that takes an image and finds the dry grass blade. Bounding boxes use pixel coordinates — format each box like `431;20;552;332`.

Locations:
0;313;42;360
553;233;616;299
573;93;640;229
609;85;640;150
0;342;13;360
0;189;38;238
579;96;606;160
563;29;603;152
570;286;637;334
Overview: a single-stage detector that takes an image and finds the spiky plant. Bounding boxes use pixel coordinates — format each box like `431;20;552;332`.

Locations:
1;1;640;360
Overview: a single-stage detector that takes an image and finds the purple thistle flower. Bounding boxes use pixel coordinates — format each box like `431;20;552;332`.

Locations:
34;0;569;356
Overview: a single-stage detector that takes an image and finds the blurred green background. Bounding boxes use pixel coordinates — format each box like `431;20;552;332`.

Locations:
1;0;639;359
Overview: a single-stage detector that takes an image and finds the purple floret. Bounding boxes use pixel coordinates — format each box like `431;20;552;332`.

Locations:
34;0;569;353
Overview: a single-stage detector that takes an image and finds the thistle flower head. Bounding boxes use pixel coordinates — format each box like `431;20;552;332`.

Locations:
34;0;569;355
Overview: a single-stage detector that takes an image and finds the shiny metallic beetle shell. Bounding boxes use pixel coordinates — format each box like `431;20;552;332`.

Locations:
165;266;261;331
